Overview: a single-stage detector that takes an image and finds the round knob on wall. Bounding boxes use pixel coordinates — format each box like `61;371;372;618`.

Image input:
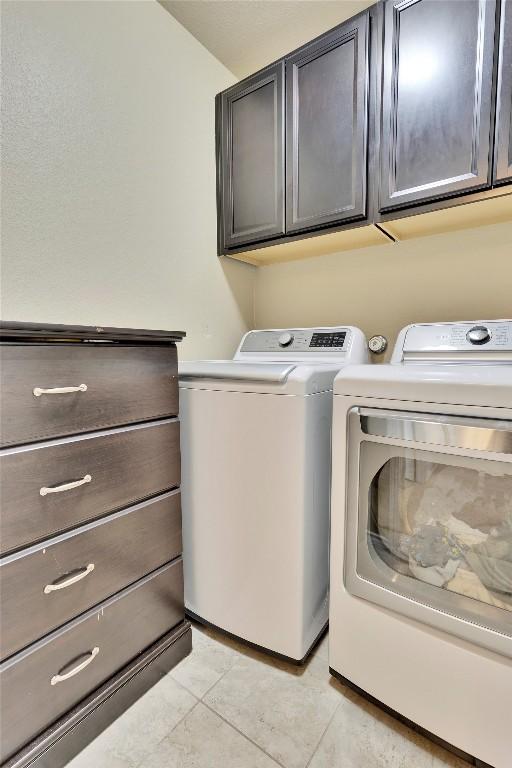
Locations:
368;335;388;355
466;326;491;345
278;332;294;347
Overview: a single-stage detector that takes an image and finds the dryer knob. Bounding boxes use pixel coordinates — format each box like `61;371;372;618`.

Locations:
466;326;491;345
278;332;294;347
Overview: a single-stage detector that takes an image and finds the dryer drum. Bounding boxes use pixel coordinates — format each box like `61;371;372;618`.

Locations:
371;457;512;612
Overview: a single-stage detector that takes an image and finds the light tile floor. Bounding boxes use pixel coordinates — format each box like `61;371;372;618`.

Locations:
66;624;470;768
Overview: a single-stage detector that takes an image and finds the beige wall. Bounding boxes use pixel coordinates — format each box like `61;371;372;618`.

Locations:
2;1;511;363
1;0;255;359
254;221;512;361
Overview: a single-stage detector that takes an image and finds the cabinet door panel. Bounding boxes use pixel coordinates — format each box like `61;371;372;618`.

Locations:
495;0;512;183
286;14;369;232
221;63;285;248
379;0;495;212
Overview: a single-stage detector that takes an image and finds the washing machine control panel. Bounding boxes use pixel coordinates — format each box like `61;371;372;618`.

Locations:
239;328;350;354
309;331;347;348
399;320;512;363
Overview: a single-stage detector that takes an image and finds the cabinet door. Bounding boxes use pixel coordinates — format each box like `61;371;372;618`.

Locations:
379;0;496;212
495;0;512;183
286;14;369;232
220;63;285;249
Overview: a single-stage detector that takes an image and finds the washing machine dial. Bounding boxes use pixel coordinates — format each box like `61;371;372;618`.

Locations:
278;332;294;347
466;326;491;345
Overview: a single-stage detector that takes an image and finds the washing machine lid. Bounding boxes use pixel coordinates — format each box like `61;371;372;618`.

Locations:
179;361;296;384
180;360;347;395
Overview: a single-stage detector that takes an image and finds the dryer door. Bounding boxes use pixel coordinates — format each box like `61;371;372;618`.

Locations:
345;407;512;658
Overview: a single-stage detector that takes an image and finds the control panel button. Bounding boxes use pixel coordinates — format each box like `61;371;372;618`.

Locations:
466;326;491;345
278;332;294;347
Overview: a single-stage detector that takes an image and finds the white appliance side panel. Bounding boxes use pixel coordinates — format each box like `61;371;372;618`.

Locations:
329;393;512;768
180;388;330;660
301;391;332;652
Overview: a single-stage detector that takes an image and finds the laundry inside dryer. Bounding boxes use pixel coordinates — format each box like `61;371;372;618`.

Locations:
369;456;512;611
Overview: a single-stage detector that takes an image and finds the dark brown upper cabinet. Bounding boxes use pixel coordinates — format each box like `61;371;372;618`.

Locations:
219;62;285;250
215;0;512;262
494;0;512;183
285;12;370;233
378;0;496;213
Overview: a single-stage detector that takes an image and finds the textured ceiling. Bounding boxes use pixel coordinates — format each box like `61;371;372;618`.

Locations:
160;0;374;79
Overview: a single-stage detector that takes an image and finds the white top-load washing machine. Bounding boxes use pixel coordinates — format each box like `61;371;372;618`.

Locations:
329;320;512;768
179;326;367;662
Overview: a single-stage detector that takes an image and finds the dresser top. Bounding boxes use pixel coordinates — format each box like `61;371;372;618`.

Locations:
0;321;186;344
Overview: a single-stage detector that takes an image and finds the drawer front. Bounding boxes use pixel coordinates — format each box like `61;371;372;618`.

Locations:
0;491;182;660
0;344;178;447
0;419;180;555
0;560;184;763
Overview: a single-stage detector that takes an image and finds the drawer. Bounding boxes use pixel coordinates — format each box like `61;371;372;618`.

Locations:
0;344;178;447
0;560;184;763
0;491;182;660
0;419;180;555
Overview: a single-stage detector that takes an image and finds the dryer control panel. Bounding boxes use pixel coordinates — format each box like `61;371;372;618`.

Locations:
394;320;512;364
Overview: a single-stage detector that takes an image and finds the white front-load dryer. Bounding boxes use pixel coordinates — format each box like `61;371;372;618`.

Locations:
179;326;368;662
329;320;512;768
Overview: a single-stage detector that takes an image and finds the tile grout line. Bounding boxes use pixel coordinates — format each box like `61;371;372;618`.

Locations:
169;672;205;700
170;632;241;700
170;629;338;768
132;694;202;768
303;698;343;768
169;637;278;763
170;643;284;767
197;645;243;699
201;698;287;768
199;665;234;700
195;639;288;766
170;662;236;702
194;630;338;768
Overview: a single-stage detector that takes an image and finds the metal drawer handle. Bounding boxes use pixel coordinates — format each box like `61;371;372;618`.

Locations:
40;474;92;496
44;564;95;594
50;647;100;686
33;384;87;397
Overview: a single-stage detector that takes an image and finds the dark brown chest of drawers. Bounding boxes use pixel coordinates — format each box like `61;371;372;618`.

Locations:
0;322;191;768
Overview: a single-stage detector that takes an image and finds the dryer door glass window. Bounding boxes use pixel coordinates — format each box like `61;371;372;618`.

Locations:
369;457;512;614
345;407;512;657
